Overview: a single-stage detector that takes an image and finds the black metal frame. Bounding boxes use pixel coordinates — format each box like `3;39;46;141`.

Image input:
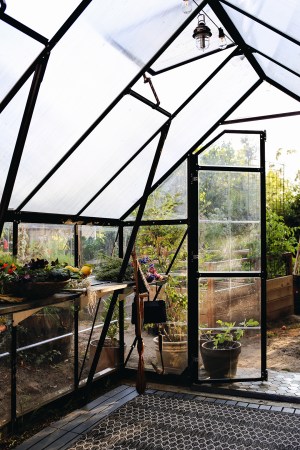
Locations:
194;129;267;385
0;0;299;427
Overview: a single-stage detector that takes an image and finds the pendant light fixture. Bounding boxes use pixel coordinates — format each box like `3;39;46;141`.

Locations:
218;27;227;49
182;0;193;14
192;13;212;50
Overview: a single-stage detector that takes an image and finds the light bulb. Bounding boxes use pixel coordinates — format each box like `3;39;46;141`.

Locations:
182;0;192;14
218;28;227;49
195;35;210;51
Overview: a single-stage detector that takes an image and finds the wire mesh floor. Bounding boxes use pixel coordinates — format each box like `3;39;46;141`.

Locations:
14;378;300;450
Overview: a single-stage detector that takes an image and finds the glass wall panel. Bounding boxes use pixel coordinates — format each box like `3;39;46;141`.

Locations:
79;225;119;266
153;58;259;185
84;136;159;219
127;161;187;221
0;22;43;102
198;277;261;380
0;223;13;257
199;222;261;272
224;0;300;43
20;98;165;215
198;133;260;167
199;171;261;221
16;302;74;416
222;4;300;76
254;54;300;98
17;223;74;265
124;225;187;375
125;274;188;376
0;313;11;427
199;171;261;272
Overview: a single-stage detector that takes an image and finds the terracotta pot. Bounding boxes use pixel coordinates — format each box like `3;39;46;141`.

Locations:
201;340;241;378
153;335;187;375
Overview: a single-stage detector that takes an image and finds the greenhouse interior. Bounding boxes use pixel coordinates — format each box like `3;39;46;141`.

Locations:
1;0;300;448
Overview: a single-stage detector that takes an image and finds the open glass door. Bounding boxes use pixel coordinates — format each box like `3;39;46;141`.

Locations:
197;130;267;383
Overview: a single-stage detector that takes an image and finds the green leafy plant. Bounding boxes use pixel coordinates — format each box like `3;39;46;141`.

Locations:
100;295;129;345
211;318;259;349
94;254;133;282
158;276;187;342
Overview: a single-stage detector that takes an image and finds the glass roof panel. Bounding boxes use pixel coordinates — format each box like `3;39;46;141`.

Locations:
151;4;234;72
152;57;259;185
0;78;32;200
0;21;43;103
21;97;165;215
96;0;195;69
227;82;300;120
224;0;300;42
253;54;300;99
132;47;235;113
9;0;192;211
5;0;82;38
83;137;160;219
222;3;300;76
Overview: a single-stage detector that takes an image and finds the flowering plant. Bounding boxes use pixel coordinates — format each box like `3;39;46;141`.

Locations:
0;258;70;287
138;256;166;283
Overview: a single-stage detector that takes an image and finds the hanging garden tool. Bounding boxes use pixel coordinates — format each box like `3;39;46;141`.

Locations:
132;248;146;394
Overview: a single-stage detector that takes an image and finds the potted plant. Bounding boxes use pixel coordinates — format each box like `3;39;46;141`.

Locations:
152;276;188;375
0;258;71;298
89;295;127;372
201;318;259;378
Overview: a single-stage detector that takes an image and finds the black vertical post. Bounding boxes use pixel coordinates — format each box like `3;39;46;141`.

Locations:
118;225;125;369
0;55;49;237
187;153;199;383
12;221;18;258
74;224;80;267
10;322;17;432
260;131;268;380
74;298;79;389
84;122;171;397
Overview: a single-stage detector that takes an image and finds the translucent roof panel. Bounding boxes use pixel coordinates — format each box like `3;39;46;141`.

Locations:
97;0;195;69
5;0;82;38
0;78;32;199
227;82;300;120
152;57;259;185
222;3;300;76
0;21;43;102
223;0;300;42
132;47;235;113
83;137;160;219
254;54;300;99
8;1;192;210
151;4;234;72
18;96;166;214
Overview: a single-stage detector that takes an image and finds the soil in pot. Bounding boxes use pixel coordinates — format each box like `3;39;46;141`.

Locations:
201;340;241;378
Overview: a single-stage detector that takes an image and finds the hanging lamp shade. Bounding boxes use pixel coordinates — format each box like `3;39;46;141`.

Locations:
193;13;212;50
